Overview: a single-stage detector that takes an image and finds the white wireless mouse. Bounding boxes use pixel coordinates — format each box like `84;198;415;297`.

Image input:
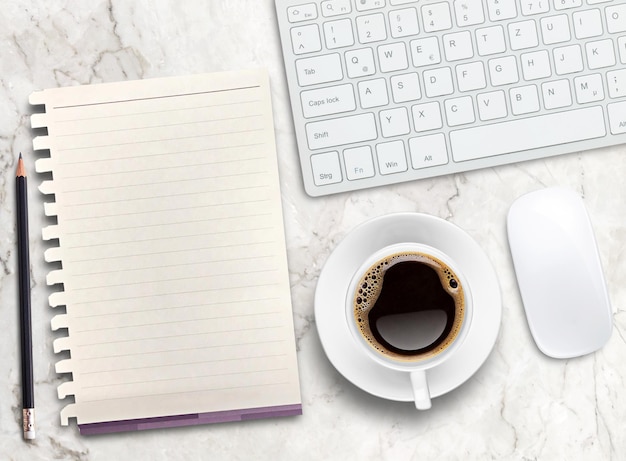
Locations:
507;187;612;359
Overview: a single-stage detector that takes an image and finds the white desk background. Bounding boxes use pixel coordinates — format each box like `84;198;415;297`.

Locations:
1;1;625;460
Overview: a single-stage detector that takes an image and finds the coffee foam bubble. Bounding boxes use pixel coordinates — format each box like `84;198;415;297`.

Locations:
353;251;465;362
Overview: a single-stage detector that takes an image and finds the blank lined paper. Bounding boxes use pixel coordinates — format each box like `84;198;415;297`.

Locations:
30;70;301;434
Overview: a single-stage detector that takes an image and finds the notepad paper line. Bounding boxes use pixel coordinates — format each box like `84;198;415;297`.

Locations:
52;84;261;110
79;381;292;404
63;154;268;178
83;366;291;390
66;297;284;321
58;127;266;151
51;188;270;208
67;330;288;358
56;169;269;193
56;114;264;137
74;325;285;347
74;339;288;361
73;296;281;318
68;267;279;291
60;143;265;165
80;353;289;375
68;254;275;276
58;281;283;306
54;99;263;123
66;240;276;262
63;227;274;250
64;219;273;235
77;310;283;333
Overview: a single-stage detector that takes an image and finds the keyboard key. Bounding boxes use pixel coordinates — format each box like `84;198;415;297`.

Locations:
486;0;517;21
389;7;420;38
573;9;603;39
574;74;605;103
586;39;616;69
356;0;387;11
422;2;453;32
423;67;454;97
391;73;421;102
300;84;357;118
521;50;552;80
376;141;408;174
607;69;626;99
356;13;388;43
412;101;443;132
605;4;626;33
540;15;571;44
380;107;411;137
553;44;584;75
409;133;449;169
295;53;343;86
306;113;378;149
619;37;626;64
291;24;322;54
510;85;541;114
553;0;583;10
444;96;475;126
456;61;487;92
378;42;409;72
542;79;573;109
344;146;375;180
321;0;352;17
521;0;550;15
476;25;506;56
477;90;508;120
311;151;342;185
443;31;474;61
358;78;389;108
450;107;606;162
390;0;420;4
488;56;519;86
410;37;442;67
346;48;376;77
454;0;485;26
607;101;626;134
323;18;355;49
287;4;318;23
508;20;539;50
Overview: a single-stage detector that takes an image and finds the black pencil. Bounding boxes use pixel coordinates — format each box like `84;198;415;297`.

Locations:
16;153;35;440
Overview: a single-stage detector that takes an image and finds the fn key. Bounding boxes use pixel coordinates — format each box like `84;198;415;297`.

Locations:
311;151;342;186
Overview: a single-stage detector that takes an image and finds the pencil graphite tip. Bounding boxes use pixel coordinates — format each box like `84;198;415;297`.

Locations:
16;153;26;178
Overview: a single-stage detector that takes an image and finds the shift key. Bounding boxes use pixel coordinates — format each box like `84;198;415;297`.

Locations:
306;113;377;150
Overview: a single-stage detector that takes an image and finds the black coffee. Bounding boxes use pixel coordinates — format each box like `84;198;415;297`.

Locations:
353;252;465;362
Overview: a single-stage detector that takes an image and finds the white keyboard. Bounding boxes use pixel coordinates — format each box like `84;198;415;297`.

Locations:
274;0;626;196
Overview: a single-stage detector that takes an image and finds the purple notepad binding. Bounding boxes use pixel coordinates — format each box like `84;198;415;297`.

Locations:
79;404;303;435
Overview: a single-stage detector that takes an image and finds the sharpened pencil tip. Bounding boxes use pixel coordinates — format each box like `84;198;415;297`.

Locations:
16;154;26;178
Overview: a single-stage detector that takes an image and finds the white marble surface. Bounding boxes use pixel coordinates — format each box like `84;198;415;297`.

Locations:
1;1;625;460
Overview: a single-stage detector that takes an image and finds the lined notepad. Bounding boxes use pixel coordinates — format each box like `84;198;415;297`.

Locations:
29;70;301;435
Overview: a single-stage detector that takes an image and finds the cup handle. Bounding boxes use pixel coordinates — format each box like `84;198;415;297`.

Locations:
410;370;432;410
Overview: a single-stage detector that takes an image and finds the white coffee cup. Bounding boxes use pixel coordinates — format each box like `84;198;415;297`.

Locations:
345;242;473;410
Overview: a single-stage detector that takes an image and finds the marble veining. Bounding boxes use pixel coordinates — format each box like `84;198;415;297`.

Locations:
1;1;625;460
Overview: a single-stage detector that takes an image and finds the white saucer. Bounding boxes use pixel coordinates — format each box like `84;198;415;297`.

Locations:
314;213;502;402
